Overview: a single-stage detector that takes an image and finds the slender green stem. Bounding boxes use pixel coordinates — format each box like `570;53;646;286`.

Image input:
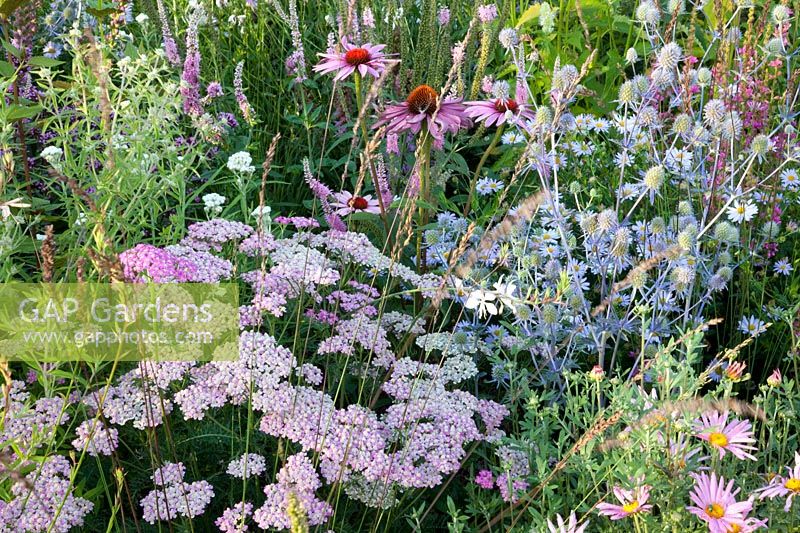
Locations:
464;124;505;217
354;73;392;237
416;134;434;278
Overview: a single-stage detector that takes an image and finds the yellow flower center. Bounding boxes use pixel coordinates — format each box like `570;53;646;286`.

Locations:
727;525;742;533
785;478;800;492
622;500;640;514
708;432;729;447
705;503;725;519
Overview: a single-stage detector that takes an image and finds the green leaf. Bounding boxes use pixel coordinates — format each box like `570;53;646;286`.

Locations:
516;4;541;28
6;103;43;121
2;39;22;59
0;60;15;78
28;56;64;67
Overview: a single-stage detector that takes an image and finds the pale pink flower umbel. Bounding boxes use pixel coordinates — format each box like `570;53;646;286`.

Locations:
465;97;535;127
374;84;471;143
597;484;653;520
313;41;388;81
331;191;381;216
686;472;753;533
546;511;588;533
755;451;800;512
693;410;757;461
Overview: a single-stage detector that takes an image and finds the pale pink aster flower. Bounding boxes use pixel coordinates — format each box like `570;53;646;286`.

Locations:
374;84;471;143
754;451;800;512
547;512;589;533
686;472;752;533
465;97;535;127
693;410;757;461
597;484;653;520
313;41;388;80
331;191;381;216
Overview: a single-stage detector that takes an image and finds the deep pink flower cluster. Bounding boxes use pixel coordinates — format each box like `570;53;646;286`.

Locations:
119;243;198;283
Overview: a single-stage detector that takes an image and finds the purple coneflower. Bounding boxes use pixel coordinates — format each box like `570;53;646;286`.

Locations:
693;410;757;461
374;84;471;143
464;97;534;127
313;41;388;81
331;191;381;216
754;451;800;512
686;472;753;533
597;484;653;520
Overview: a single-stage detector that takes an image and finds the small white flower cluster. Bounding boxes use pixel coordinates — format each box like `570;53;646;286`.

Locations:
202;193;226;217
41;146;63;168
226;151;255;174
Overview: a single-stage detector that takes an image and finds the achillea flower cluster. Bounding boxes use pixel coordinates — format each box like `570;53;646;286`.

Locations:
71;419;119;457
140;462;214;524
227;453;268;479
253;453;333;529
0;455;93;532
119;244;198;283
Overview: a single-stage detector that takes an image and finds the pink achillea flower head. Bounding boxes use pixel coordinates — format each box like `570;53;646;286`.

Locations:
464;97;535;127
686;472;754;533
313;41;388;81
374;84;471;144
547;511;588;533
331;191;381;216
597;484;653;520
474;469;494;489
693;411;757;461
755;451;800;512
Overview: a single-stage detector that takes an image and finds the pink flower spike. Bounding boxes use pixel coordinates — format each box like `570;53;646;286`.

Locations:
313;41;388;81
597;484;653;520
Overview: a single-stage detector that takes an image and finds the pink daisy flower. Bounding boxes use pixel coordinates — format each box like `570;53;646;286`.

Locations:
313;41;388;81
464;97;535;127
374;84;471;143
331;191;381;216
754;451;800;512
693;411;757;461
686;472;753;533
597;484;653;520
546;512;588;533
